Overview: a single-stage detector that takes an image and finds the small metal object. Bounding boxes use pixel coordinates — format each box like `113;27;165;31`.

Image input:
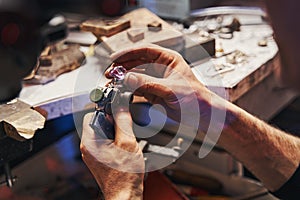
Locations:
147;144;180;158
89;65;133;139
226;53;237;64
215;42;224;57
138;140;181;159
218;32;233;40
175;138;184;149
207;22;219;33
226;17;241;32
3;162;16;187
225;50;248;65
220;27;232;34
90;88;104;103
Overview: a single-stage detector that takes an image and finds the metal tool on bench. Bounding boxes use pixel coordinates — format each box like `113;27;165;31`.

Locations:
0;100;46;187
0;1;67;188
138;139;182;160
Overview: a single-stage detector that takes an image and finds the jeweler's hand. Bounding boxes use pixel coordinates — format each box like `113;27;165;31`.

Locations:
106;45;226;132
80;108;144;200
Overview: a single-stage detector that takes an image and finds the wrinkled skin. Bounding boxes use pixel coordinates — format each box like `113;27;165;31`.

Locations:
80;108;144;200
106;45;227;132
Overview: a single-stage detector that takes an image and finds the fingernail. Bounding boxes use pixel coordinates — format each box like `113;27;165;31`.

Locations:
125;73;138;89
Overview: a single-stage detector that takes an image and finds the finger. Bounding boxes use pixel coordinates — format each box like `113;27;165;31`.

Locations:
143;92;165;105
111;44;161;61
81;113;95;140
111;46;176;69
81;113;115;142
80;113;103;157
105;63;168;81
113;107;138;153
124;72;173;100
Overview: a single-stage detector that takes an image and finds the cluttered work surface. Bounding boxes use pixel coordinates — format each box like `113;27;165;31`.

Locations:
16;8;297;200
19;8;296;121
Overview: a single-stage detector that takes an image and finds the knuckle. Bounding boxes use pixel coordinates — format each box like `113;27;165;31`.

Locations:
164;85;174;95
114;140;137;152
83;113;93;124
80;143;87;154
145;81;156;91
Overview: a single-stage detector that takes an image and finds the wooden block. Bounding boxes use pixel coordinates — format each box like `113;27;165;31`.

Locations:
127;29;145;42
101;8;184;53
147;21;162;32
102;28;183;53
184;35;215;63
65;31;97;46
24;45;86;84
0;100;45;141
80;18;130;37
38;46;52;66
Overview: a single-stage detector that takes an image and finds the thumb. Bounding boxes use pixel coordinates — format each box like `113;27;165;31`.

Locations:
124;72;171;99
114;107;138;152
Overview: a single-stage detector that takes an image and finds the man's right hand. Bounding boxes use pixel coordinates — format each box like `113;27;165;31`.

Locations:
106;45;227;132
